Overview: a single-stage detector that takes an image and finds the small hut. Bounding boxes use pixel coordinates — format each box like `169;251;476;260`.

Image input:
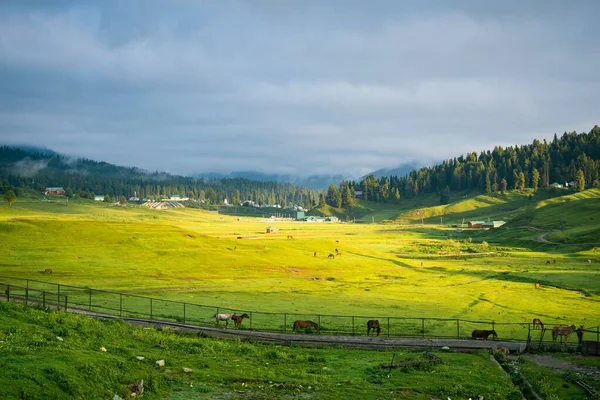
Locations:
266;226;279;233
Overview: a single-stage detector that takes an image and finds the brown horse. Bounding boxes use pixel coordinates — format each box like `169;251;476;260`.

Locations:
232;313;249;328
534;282;541;289
471;329;497;340
328;254;335;259
532;318;544;329
367;320;381;336
293;320;319;333
552;324;577;342
43;268;52;274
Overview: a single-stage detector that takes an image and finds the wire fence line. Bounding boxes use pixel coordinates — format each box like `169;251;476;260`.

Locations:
0;275;597;347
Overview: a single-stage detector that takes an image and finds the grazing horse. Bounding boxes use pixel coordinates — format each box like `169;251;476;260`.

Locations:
532;318;544;329
471;329;498;340
552;324;577;342
314;252;317;257
232;313;250;328
287;235;294;239
328;254;335;259
293;320;319;333
546;260;551;264
534;282;541;289
213;313;236;327
43;268;52;274
367;320;381;336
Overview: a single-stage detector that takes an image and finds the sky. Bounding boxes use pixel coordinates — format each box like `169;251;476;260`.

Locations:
0;1;598;178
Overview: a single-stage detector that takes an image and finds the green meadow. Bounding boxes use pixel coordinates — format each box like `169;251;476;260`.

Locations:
0;301;521;400
1;189;599;337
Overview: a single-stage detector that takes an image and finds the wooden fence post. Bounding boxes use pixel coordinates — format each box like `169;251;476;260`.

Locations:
119;294;123;317
284;313;287;332
422;318;425;338
6;285;9;302
352;316;355;336
64;296;68;312
456;319;460;339
150;298;153;319
492;321;495;339
318;315;321;334
89;288;92;311
387;317;390;337
43;291;46;308
57;284;60;309
183;303;186;324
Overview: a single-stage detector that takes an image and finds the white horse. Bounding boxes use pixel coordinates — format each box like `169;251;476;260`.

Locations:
213;313;236;327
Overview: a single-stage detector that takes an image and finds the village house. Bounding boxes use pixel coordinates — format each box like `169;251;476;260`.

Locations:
44;187;65;196
94;195;105;201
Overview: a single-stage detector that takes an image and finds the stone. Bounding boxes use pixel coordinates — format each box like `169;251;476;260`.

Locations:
135;356;145;361
56;336;63;342
441;346;450;351
155;359;165;367
112;395;124;400
100;346;107;352
183;367;192;373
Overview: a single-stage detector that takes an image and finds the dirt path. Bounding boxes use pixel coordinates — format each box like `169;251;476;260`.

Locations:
518;354;600;378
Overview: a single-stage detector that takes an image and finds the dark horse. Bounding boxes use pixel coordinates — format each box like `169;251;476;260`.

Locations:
367;320;381;336
293;320;319;333
471;329;497;340
232;313;250;328
532;318;544;329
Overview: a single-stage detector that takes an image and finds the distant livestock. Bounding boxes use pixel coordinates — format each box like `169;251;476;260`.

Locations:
367;320;381;336
213;313;236;327
535;282;541;289
552;324;577;342
43;269;52;274
471;329;498;340
532;318;544;329
328;254;335;259
293;320;319;333
232;313;250;328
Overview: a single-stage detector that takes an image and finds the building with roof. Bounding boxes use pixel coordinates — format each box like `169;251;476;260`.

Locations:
44;187;65;196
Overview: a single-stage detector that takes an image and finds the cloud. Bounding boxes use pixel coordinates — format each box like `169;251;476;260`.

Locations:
12;157;49;177
0;1;598;177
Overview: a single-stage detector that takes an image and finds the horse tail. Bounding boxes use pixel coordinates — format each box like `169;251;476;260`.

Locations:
376;326;381;336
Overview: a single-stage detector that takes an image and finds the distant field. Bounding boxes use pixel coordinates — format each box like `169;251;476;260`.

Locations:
1;192;599;336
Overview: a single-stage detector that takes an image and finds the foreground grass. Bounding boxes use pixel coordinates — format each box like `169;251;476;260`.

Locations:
0;302;518;399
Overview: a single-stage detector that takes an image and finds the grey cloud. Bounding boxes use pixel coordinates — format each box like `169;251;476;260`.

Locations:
0;1;599;177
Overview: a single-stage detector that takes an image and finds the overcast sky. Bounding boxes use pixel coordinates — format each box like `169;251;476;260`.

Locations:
0;1;598;177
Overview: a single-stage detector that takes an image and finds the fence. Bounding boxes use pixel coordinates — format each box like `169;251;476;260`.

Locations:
1;275;597;346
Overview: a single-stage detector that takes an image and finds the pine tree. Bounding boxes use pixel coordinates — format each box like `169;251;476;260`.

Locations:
500;178;507;193
485;173;492;194
393;188;400;201
532;168;540;191
342;185;354;208
577;169;586;192
326;184;339;207
518;172;526;192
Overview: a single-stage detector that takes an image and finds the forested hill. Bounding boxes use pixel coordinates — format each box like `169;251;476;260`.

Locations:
322;126;600;208
0;146;316;207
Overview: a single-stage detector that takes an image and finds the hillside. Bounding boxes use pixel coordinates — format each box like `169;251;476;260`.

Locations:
0;146;316;208
0;302;518;399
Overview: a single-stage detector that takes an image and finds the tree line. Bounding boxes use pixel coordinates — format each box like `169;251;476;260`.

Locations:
321;126;600;208
0;146;319;208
